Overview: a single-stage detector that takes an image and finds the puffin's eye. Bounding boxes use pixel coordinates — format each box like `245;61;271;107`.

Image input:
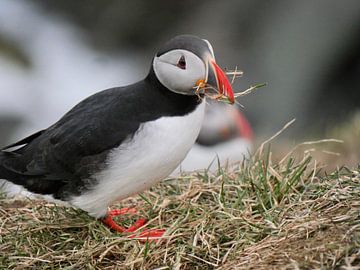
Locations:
176;55;186;69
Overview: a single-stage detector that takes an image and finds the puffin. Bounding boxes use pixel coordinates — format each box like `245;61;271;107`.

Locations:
0;35;234;238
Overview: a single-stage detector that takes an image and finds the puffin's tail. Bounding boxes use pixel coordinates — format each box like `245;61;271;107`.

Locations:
0;151;8;179
0;152;11;194
0;151;22;185
0;152;27;197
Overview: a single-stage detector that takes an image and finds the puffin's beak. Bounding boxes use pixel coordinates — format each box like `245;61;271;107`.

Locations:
206;59;235;104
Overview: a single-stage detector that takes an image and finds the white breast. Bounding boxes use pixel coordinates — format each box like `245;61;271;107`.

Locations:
70;101;205;217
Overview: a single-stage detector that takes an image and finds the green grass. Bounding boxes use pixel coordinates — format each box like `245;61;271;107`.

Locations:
0;146;359;269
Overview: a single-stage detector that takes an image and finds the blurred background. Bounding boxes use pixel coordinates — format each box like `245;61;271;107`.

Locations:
0;0;359;167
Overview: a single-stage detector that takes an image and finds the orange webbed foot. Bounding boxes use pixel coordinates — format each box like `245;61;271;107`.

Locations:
101;207;165;242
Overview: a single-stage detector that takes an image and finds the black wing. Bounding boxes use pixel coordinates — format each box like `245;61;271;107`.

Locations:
1;86;144;197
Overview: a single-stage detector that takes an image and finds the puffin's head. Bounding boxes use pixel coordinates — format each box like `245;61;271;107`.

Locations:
153;35;235;104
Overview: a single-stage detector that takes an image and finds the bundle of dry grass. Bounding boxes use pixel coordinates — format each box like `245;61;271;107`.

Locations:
194;68;266;105
0;144;359;269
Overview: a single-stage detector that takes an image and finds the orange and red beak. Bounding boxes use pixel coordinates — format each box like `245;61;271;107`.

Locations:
206;59;235;104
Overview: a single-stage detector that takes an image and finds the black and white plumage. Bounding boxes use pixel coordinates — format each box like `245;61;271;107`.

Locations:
0;35;234;233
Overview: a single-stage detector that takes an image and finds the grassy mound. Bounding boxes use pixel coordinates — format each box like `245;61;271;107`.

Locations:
0;149;359;269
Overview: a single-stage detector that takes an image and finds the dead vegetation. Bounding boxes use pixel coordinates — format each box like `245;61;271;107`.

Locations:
220;168;360;269
194;68;266;105
0;139;359;269
1;116;360;269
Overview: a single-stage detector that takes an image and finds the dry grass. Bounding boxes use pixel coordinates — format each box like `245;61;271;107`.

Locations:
194;68;266;105
221;167;360;269
0;143;359;269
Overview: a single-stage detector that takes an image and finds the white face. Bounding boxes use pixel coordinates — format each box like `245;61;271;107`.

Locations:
153;49;206;95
